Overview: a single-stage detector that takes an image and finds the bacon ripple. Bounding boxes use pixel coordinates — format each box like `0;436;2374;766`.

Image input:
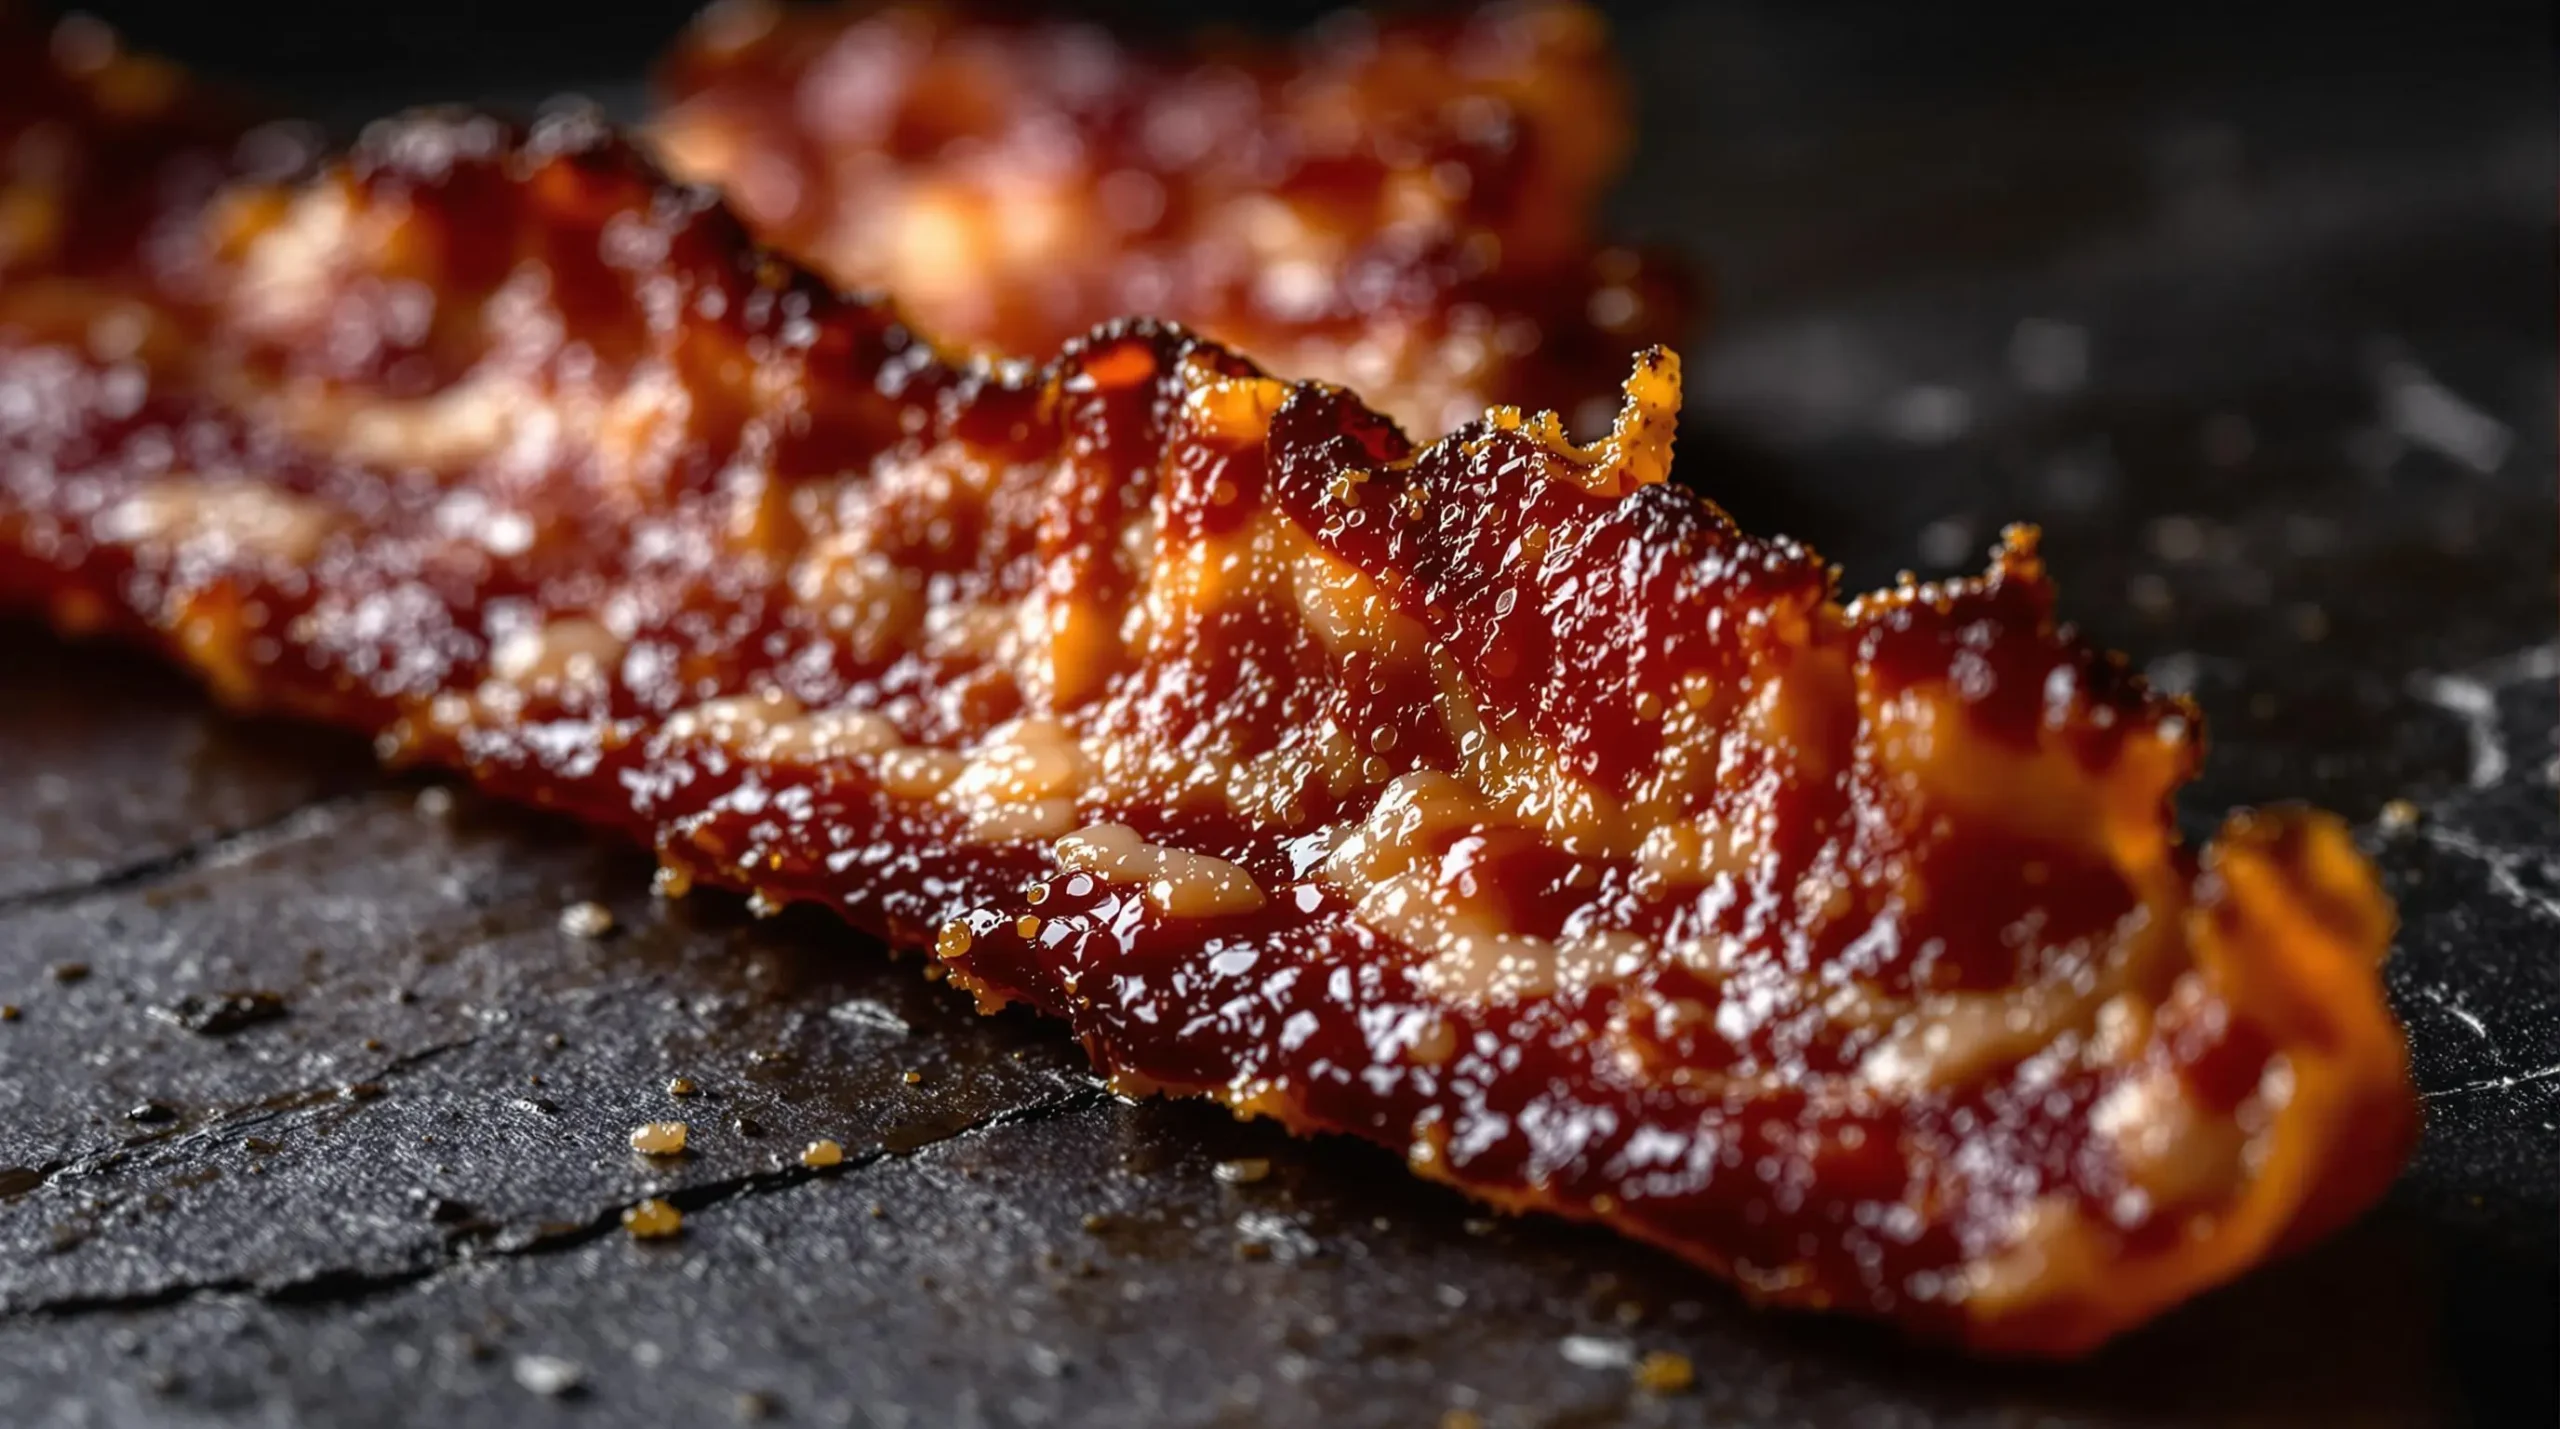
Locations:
652;0;1691;438
0;108;2413;1355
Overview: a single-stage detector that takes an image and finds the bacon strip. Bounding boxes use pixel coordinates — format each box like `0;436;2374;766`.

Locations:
0;107;2413;1356
652;0;1691;437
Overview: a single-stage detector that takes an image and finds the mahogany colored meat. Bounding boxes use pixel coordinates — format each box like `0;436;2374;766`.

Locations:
0;110;2414;1357
653;0;1691;437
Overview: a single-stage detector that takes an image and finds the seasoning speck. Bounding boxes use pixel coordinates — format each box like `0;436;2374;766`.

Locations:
2379;798;2422;833
125;1100;177;1125
1213;1157;1272;1185
622;1197;683;1240
1633;1349;1695;1394
49;962;90;984
734;1391;777;1422
1;1005;18;1022
558;901;616;938
667;1076;698;1097
512;1354;586;1397
901;1069;924;1086
800;1139;845;1169
629;1121;688;1156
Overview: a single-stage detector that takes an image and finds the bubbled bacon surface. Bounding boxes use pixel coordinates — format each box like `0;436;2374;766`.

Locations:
652;0;1690;438
0;110;2414;1357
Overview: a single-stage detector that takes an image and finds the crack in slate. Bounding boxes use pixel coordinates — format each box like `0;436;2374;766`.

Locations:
0;1036;483;1206
0;790;380;915
2406;641;2560;792
3;1083;1115;1320
2420;1062;2560;1103
2416;824;2560;926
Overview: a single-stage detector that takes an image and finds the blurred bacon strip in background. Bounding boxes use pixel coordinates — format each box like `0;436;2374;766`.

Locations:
653;0;1694;436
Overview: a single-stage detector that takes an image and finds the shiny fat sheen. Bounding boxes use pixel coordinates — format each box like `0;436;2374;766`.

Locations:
0;100;2414;1356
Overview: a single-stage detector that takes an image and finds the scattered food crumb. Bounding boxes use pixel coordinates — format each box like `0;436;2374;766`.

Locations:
149;990;288;1036
2379;798;2423;833
1633;1349;1695;1394
1235;1240;1272;1261
1213;1157;1273;1185
1462;1217;1498;1236
667;1076;698;1097
629;1121;689;1156
1440;1411;1484;1429
49;962;90;984
801;1139;845;1169
868;1203;887;1219
901;1069;924;1086
512;1354;586;1397
623;1197;683;1240
1558;1334;1633;1370
414;786;455;817
1;1005;18;1022
342;1081;385;1102
734;1390;777;1421
558;901;617;938
1081;1213;1110;1232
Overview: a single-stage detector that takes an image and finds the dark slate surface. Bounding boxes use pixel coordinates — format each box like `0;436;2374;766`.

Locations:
4;2;2554;1425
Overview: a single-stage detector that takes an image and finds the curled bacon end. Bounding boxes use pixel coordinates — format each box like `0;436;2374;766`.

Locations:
652;0;1695;438
0;103;2412;1357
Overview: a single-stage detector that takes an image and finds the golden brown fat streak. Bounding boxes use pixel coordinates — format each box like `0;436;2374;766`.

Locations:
0;106;2416;1356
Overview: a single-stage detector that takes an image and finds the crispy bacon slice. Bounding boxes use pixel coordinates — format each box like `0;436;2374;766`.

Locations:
0;111;2413;1356
652;0;1691;437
